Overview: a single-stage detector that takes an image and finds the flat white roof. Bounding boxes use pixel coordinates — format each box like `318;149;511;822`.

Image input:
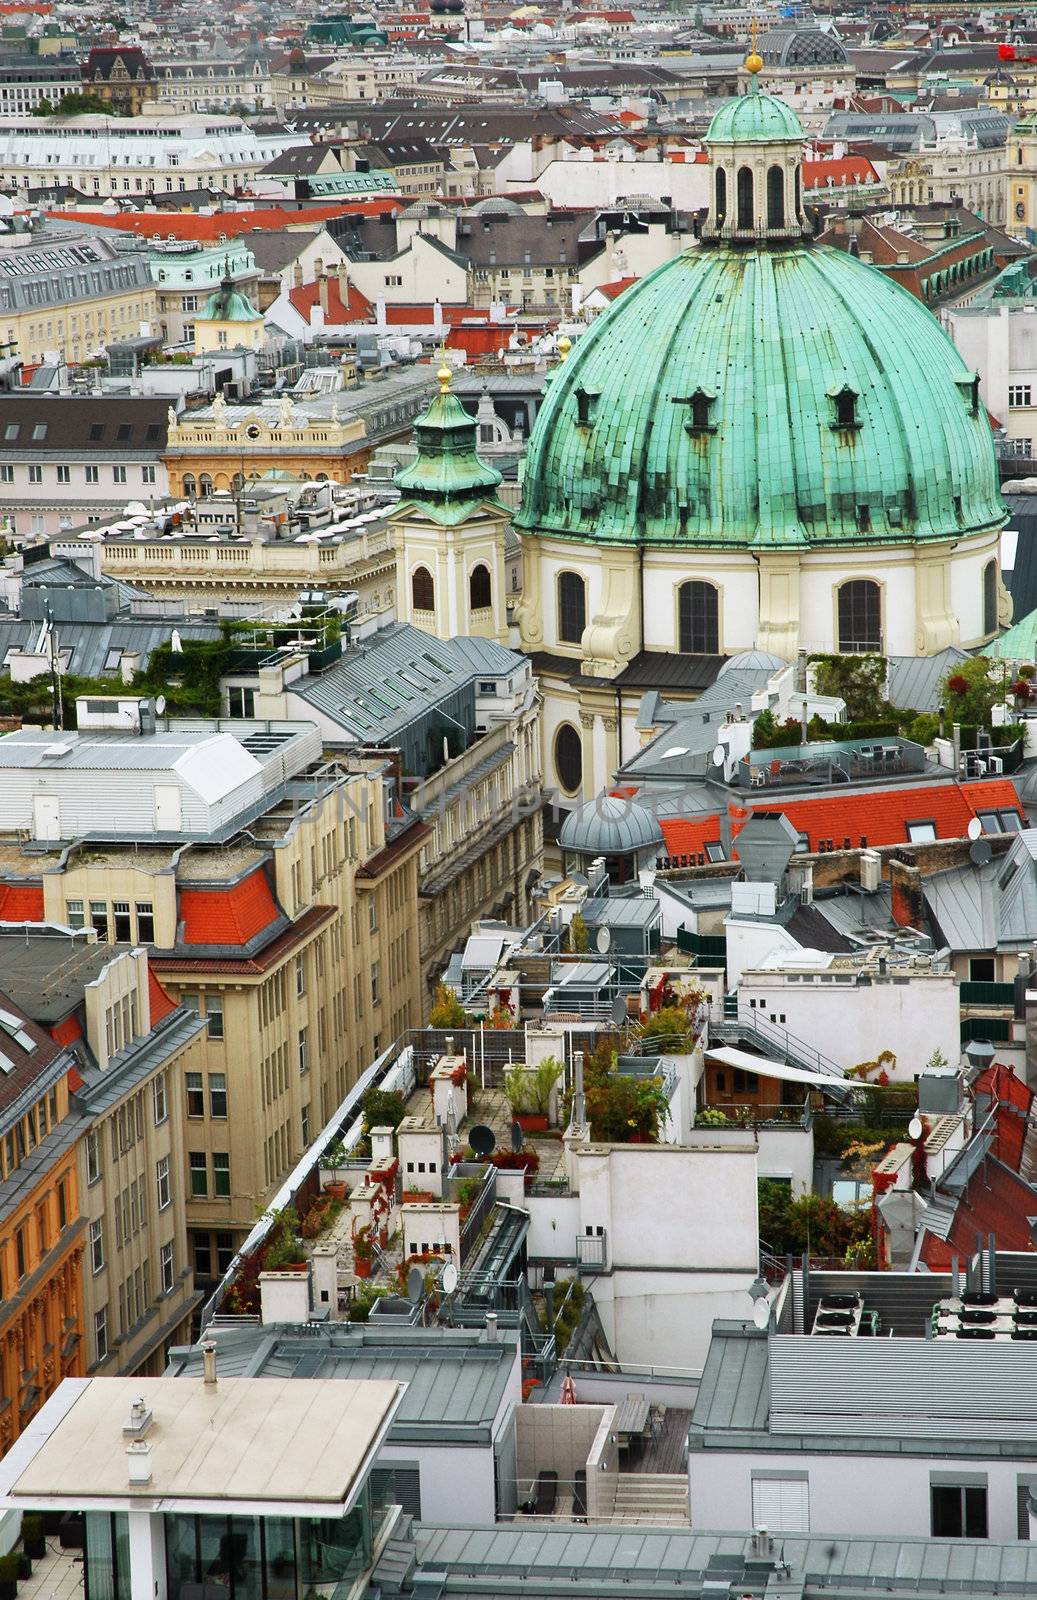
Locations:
1;1375;402;1514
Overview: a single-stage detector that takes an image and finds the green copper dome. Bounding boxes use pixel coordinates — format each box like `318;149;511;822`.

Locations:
395;384;502;525
515;245;1006;549
201;278;261;323
707;83;805;144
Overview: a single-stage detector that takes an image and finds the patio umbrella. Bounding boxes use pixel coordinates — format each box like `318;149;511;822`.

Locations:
559;1374;577;1405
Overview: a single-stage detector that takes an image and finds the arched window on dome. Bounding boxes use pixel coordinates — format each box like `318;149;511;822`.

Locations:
558;571;586;645
412;565;434;612
983;560;998;637
737;166;754;230
678;581;719;655
555;723;583;796
767;165;785;230
469;563;492;612
715;166;727;227
837;580;882;654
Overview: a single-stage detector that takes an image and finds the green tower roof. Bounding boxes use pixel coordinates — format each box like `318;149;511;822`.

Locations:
395;377;502;525
201;277;261;323
515;245;1006;550
707;80;805;144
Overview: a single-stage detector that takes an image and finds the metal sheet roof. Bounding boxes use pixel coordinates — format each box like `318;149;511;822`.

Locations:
690;1322;770;1434
769;1335;1037;1441
414;1522;1037;1596
887;647;970;712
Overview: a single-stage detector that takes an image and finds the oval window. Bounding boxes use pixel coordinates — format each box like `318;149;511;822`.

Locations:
555;723;583;795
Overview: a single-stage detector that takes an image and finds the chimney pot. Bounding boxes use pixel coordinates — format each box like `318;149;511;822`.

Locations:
202;1340;218;1387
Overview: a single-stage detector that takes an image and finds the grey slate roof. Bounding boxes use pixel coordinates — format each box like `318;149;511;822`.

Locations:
924;828;1037;951
0;618;222;680
293;623;525;740
887;647;970;712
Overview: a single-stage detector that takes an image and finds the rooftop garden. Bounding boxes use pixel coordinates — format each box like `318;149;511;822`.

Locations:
751;654;1026;751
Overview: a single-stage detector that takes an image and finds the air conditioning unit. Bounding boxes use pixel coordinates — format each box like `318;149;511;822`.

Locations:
987;755;1003;774
860;849;881;893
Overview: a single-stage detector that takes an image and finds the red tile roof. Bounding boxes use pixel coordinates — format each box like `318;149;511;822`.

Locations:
659;816;725;861
747;777;1024;852
594;276;636;301
921;1156;1037;1267
649;777;1024;864
288;278;374;322
45;201;403;244
803;154;880;190
153;904;335;974
50;1014;83;1048
0;883;45;922
178;867;281;947
148;968;178;1027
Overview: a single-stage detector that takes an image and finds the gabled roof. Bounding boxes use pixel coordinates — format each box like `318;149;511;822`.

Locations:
288;277;373;323
747;776;1024;853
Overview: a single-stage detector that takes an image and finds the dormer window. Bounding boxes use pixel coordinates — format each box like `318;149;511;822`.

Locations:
829;383;861;431
575;386;601;426
674;387;717;435
955;371;981;416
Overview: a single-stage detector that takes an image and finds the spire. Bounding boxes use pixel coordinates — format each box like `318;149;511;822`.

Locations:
745;14;763;80
394;363;503;525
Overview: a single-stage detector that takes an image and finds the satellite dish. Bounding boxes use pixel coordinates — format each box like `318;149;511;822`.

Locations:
406;1265;425;1304
967;817;983;841
908;1115;923;1142
595;925;612;954
752;1299;771;1331
442;1262;458;1296
970;839;993;866
154;695;166;716
711;744;726;768
468;1123;496;1158
510;1120;524;1153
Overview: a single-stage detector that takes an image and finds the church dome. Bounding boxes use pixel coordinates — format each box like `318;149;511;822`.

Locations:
707;89;804;144
515;235;1005;551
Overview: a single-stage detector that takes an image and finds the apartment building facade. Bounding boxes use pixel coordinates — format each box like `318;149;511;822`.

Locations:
0;228;158;369
0;931;208;1378
0;396;170;540
0;713;425;1295
0;997;84;1457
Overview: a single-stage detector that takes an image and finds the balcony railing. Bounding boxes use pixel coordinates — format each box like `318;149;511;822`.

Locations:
576;1232;607;1272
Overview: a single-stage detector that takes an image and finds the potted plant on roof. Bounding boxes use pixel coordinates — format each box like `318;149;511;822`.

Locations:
352;1223;375;1279
20;1517;45;1563
0;1552;19;1600
505;1057;563;1134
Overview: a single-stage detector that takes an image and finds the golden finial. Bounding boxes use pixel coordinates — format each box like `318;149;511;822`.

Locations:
745;13;763;76
557;334;572;363
437;361;452;393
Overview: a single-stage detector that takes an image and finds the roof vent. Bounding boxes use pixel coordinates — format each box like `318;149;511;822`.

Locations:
126;1440;153;1487
123;1394;153;1439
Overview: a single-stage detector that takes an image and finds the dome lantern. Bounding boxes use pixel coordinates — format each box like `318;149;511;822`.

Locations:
702;32;811;246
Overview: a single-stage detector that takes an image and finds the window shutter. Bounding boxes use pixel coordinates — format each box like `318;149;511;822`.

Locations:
751;1476;809;1533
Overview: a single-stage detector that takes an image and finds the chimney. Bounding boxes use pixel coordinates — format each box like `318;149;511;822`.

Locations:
573;1049;586;1128
318;271;330;317
126;1441;153;1486
202;1340;217;1388
485;1310;498;1342
889;854;923;929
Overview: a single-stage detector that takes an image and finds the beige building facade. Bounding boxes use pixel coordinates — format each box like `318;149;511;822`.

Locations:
72;948;206;1375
